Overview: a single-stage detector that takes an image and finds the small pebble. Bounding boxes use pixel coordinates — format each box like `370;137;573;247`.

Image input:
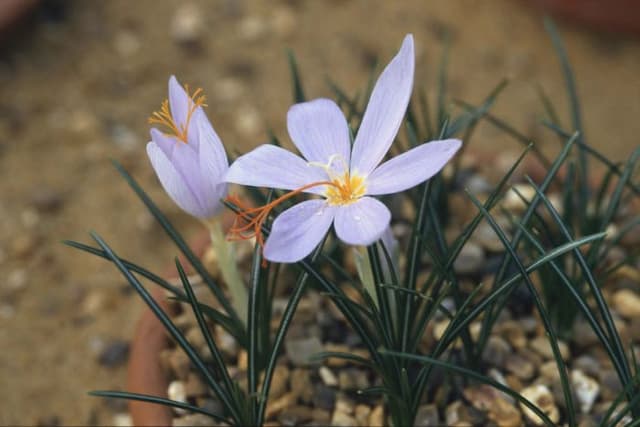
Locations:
237;15;268;42
289;368;313;404
312;384;336;410
529;336;570;360
330;410;357;427
168;349;191;380
505;353;535;380
171;3;204;45
285;336;323;366
612;288;640;318
368;405;385;427
167;381;187;414
445;400;484;426
112;413;132;427
30;187;64;213
571;369;599;414
354;404;371;426
453;242;485;275
98;339;129;368
6;269;27;292
319;366;338;386
519;384;559;425
482;336;511;367
598;369;622;401
338;368;369;391
234;106;262;137
278;405;313;426
270;6;296;39
473;222;505;252
265;391;296;419
172;414;218;426
114;30;140;58
414;403;439;427
573;355;601;378
269;365;289;400
503;184;536;213
11;234;38;259
185;373;207;397
497;320;527;349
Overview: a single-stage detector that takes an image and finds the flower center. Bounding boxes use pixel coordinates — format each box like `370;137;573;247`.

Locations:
324;172;366;206
148;85;207;144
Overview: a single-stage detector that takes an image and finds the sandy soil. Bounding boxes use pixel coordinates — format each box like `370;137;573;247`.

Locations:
0;0;638;425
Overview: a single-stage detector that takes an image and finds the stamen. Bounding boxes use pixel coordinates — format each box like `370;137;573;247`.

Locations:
226;180;335;249
308;154;349;181
148;84;208;144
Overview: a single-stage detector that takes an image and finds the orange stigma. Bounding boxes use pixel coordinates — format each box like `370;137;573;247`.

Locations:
226;181;333;249
149;84;207;144
226;171;367;253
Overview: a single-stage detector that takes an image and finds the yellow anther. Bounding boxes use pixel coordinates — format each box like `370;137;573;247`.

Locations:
149;85;207;144
324;172;366;206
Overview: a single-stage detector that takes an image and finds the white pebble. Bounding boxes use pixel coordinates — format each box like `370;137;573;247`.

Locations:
572;369;599;413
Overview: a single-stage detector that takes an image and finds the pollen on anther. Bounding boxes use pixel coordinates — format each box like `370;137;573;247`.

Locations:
148;84;208;144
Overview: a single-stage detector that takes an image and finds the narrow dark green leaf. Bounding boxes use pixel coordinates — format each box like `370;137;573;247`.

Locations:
175;258;237;403
89;391;231;425
310;351;374;369
381;351;556;426
112;160;242;327
523;176;635;397
63;240;184;297
256;236;328;424
454;101;552;169
466;190;577;425
287;49;306;103
90;232;243;424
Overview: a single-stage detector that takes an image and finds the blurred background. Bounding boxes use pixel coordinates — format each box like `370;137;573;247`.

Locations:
0;0;638;424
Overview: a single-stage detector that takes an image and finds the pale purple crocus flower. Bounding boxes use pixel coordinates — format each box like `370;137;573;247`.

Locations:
146;75;229;220
226;35;461;263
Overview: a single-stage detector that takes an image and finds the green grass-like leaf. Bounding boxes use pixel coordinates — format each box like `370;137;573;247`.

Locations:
112;160;243;328
89;391;231;425
89;232;243;424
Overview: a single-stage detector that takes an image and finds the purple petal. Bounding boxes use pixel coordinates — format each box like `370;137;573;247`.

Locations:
168;76;190;132
366;139;461;195
147;141;204;218
197;118;229;217
150;128;177;158
334;197;391;246
350;34;414;176
225;145;328;194
287;98;351;172
197;115;228;181
264;199;337;263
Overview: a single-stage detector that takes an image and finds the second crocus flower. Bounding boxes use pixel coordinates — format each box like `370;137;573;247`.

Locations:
147;75;229;220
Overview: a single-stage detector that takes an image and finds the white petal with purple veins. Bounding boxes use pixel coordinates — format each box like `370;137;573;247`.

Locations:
350;34;414;176
366;139;462;195
150;128;177;158
334;197;391;246
226;144;328;193
168;75;191;132
264;199;337;262
147;141;204;218
198;118;229;217
287;98;351;171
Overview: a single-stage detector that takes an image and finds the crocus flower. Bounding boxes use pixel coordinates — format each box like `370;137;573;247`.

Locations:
226;35;461;262
147;75;228;219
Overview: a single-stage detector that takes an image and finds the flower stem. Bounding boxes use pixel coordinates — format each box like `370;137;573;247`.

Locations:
354;246;378;309
207;219;248;325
